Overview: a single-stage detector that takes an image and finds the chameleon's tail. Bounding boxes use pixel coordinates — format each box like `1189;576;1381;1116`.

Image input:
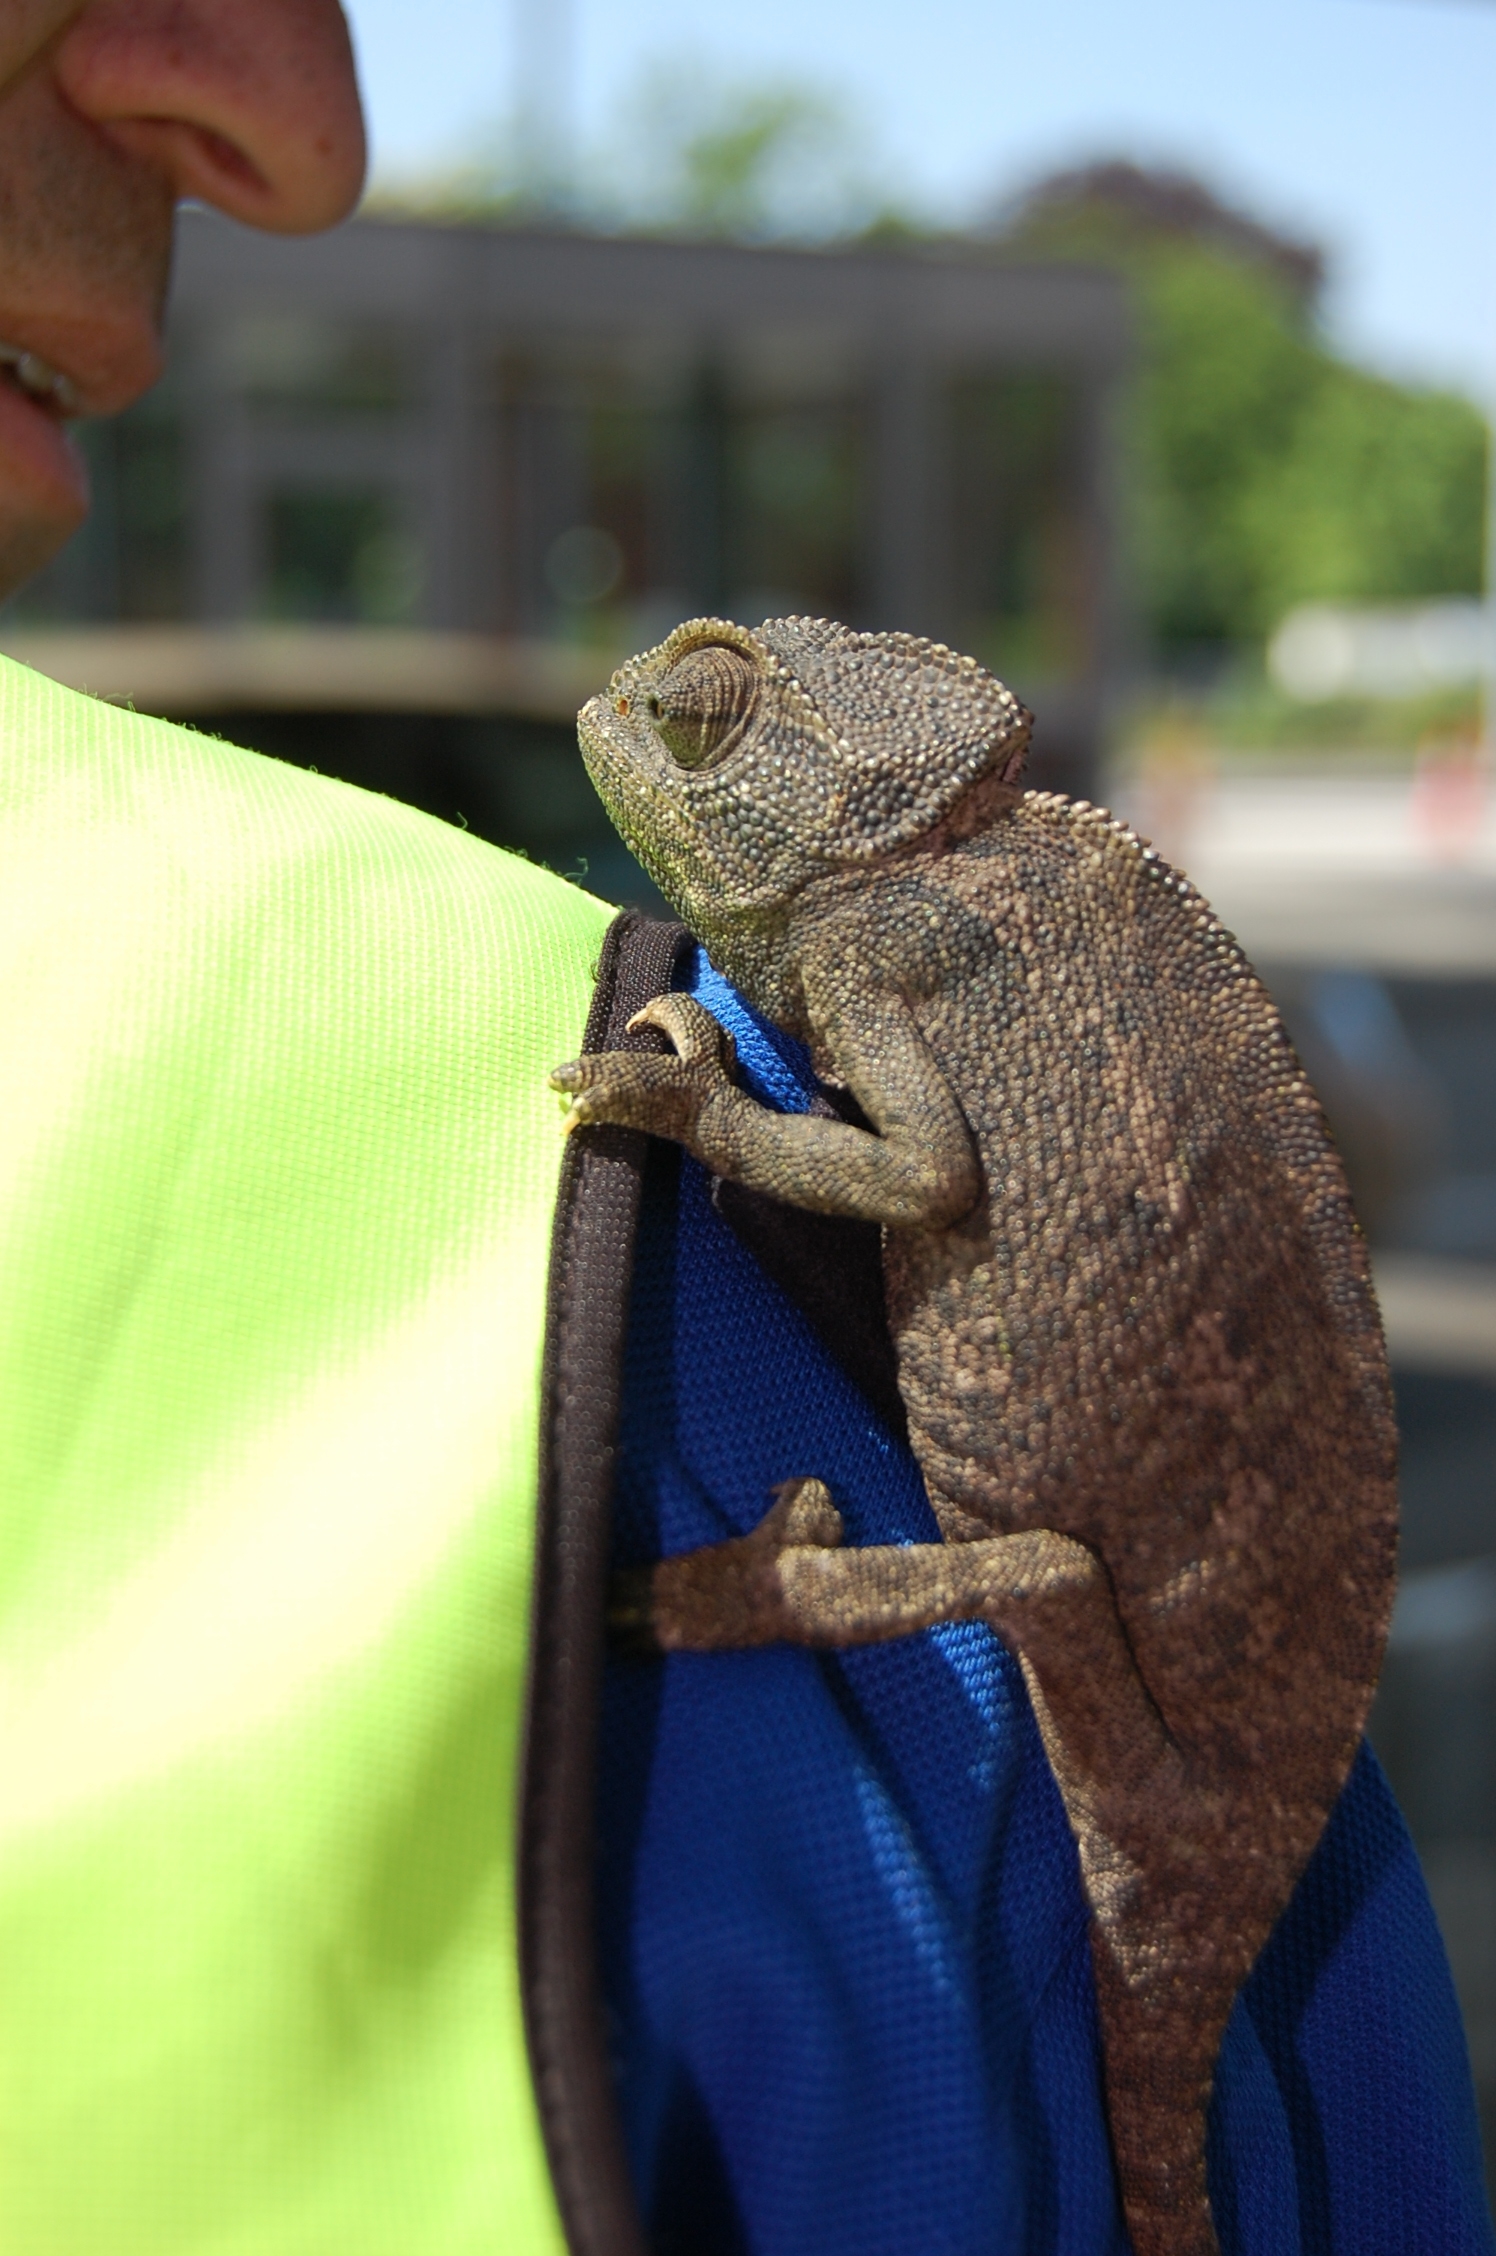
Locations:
1091;1958;1223;2256
958;1535;1226;2254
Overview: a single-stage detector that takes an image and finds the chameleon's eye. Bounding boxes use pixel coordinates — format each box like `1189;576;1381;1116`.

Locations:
648;645;759;768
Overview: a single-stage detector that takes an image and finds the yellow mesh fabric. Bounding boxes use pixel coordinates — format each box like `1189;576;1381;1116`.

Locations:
0;658;612;2255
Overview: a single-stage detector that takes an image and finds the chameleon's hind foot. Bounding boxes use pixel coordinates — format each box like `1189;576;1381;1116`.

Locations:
608;1477;843;1654
608;1497;1139;1678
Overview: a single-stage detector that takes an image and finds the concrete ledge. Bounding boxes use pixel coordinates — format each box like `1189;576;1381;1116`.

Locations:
0;624;620;723
1374;1254;1496;1377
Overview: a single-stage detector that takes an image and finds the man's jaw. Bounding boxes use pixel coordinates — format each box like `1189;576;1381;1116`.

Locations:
0;301;171;600
0;341;89;599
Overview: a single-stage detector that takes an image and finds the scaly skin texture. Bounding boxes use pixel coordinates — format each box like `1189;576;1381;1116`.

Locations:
554;614;1399;2256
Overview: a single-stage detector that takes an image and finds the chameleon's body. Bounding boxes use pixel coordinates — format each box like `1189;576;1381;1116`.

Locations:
552;615;1398;2256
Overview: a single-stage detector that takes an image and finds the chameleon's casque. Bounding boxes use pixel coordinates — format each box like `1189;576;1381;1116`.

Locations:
556;615;1399;2256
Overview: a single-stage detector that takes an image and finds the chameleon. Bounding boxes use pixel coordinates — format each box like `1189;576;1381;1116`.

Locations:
549;613;1399;2256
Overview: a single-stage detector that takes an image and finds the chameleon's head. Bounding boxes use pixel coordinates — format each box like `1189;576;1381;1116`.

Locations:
578;613;1031;944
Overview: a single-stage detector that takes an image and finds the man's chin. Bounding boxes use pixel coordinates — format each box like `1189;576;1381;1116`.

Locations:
0;382;89;601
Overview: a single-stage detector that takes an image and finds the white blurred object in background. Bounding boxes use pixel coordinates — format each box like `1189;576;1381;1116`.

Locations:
1268;598;1490;703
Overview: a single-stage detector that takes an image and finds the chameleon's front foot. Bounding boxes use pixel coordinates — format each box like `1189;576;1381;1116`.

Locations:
609;1478;844;1654
550;993;737;1143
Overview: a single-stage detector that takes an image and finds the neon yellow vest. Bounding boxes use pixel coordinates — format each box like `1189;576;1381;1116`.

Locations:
0;657;613;2254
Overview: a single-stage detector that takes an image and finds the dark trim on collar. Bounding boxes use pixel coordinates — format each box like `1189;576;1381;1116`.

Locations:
521;908;689;2256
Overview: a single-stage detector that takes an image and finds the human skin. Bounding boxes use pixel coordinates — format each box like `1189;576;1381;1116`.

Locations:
0;0;366;596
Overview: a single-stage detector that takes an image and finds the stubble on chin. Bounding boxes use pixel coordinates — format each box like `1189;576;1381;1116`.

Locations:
0;62;174;394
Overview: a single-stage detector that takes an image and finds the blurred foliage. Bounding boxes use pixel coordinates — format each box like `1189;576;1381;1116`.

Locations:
997;173;1488;663
598;71;892;242
653;84;841;236
1116;670;1481;777
371;65;912;245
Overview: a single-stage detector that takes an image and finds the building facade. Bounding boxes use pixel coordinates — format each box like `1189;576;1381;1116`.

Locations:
16;210;1129;800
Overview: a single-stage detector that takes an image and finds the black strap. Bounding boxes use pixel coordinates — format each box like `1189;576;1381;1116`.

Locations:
520;911;909;2248
520;909;689;2256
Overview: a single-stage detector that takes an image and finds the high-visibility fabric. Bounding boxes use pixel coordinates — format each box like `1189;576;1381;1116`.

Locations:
600;947;1496;2256
0;657;611;2255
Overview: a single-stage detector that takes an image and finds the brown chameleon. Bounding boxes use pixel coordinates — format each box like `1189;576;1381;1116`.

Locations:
550;613;1398;2256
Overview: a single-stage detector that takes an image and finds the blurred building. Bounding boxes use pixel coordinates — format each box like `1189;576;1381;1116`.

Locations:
3;208;1128;886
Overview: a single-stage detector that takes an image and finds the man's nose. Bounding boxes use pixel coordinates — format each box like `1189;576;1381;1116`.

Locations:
51;0;367;234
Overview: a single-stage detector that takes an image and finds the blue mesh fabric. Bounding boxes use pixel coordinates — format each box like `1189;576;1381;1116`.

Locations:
596;949;1494;2256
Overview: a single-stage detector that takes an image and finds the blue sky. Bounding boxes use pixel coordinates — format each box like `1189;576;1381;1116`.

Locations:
342;0;1496;403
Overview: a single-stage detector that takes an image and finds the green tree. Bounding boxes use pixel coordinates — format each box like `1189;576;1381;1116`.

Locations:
1001;170;1487;659
607;74;874;241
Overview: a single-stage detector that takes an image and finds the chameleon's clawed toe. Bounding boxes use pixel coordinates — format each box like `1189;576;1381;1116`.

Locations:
763;1476;844;1549
626;992;737;1071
